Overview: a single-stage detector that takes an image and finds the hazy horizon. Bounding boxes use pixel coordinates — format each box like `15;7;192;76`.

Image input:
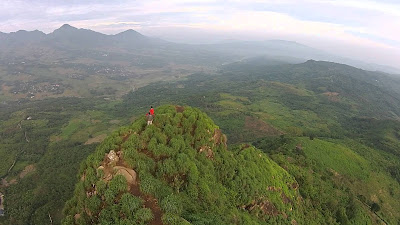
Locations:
1;0;399;68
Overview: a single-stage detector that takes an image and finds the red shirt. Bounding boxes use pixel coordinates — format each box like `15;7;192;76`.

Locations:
149;108;154;115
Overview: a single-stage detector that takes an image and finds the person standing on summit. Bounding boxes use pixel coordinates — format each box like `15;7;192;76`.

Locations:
146;106;154;125
149;106;154;115
146;112;153;125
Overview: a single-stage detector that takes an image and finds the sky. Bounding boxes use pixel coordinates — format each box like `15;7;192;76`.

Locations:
0;0;399;67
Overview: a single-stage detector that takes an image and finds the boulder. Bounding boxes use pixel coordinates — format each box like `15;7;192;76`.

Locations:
107;150;119;162
114;166;137;185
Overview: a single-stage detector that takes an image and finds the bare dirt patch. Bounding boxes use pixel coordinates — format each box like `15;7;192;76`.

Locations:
85;134;107;145
244;116;282;137
50;135;62;142
244;198;280;216
281;192;292;204
0;178;10;188
129;179;164;225
19;164;36;179
175;105;185;113
109;120;120;124
9;179;17;185
91;119;101;124
323;92;340;102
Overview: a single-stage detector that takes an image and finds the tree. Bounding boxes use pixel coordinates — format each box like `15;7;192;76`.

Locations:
370;202;380;212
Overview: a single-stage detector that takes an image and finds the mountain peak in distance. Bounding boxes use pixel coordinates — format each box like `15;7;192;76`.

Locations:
59;24;77;30
115;29;145;38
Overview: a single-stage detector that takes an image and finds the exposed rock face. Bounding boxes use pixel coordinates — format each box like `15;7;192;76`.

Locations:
244;199;279;216
199;146;213;158
213;129;222;144
97;151;137;191
107;150;119;163
114;166;137;185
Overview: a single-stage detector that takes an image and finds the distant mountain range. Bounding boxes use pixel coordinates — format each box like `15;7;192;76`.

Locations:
0;24;399;74
0;24;160;49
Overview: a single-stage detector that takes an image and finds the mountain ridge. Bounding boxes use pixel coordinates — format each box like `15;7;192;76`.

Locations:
0;24;398;74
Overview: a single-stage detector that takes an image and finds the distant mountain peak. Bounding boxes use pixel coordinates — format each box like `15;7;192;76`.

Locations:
116;29;143;37
125;29;140;33
113;29;147;43
59;24;77;30
12;29;45;35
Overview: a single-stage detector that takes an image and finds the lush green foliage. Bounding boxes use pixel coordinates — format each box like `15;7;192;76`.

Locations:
63;105;304;224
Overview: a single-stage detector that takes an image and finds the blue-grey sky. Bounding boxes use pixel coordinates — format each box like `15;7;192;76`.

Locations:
1;0;399;66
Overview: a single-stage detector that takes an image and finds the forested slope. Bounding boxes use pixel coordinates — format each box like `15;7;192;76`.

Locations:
63;105;306;224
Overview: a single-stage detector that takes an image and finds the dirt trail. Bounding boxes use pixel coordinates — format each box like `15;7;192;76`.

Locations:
129;179;164;225
119;132;164;225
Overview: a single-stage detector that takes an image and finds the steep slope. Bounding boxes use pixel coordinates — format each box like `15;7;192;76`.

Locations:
62;105;303;225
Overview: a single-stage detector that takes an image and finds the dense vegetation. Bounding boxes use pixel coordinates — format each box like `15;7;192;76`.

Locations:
1;60;400;224
63;105;305;224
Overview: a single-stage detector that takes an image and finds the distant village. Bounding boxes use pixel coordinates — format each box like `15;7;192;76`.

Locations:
1;60;149;100
82;64;136;81
9;81;65;98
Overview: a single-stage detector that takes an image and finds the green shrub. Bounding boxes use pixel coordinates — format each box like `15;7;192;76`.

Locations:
62;215;74;225
108;174;128;194
159;158;178;177
99;208;115;225
86;195;101;214
140;173;157;195
134;208;154;224
104;189;117;205
161;194;183;215
162;213;191;225
120;193;143;219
